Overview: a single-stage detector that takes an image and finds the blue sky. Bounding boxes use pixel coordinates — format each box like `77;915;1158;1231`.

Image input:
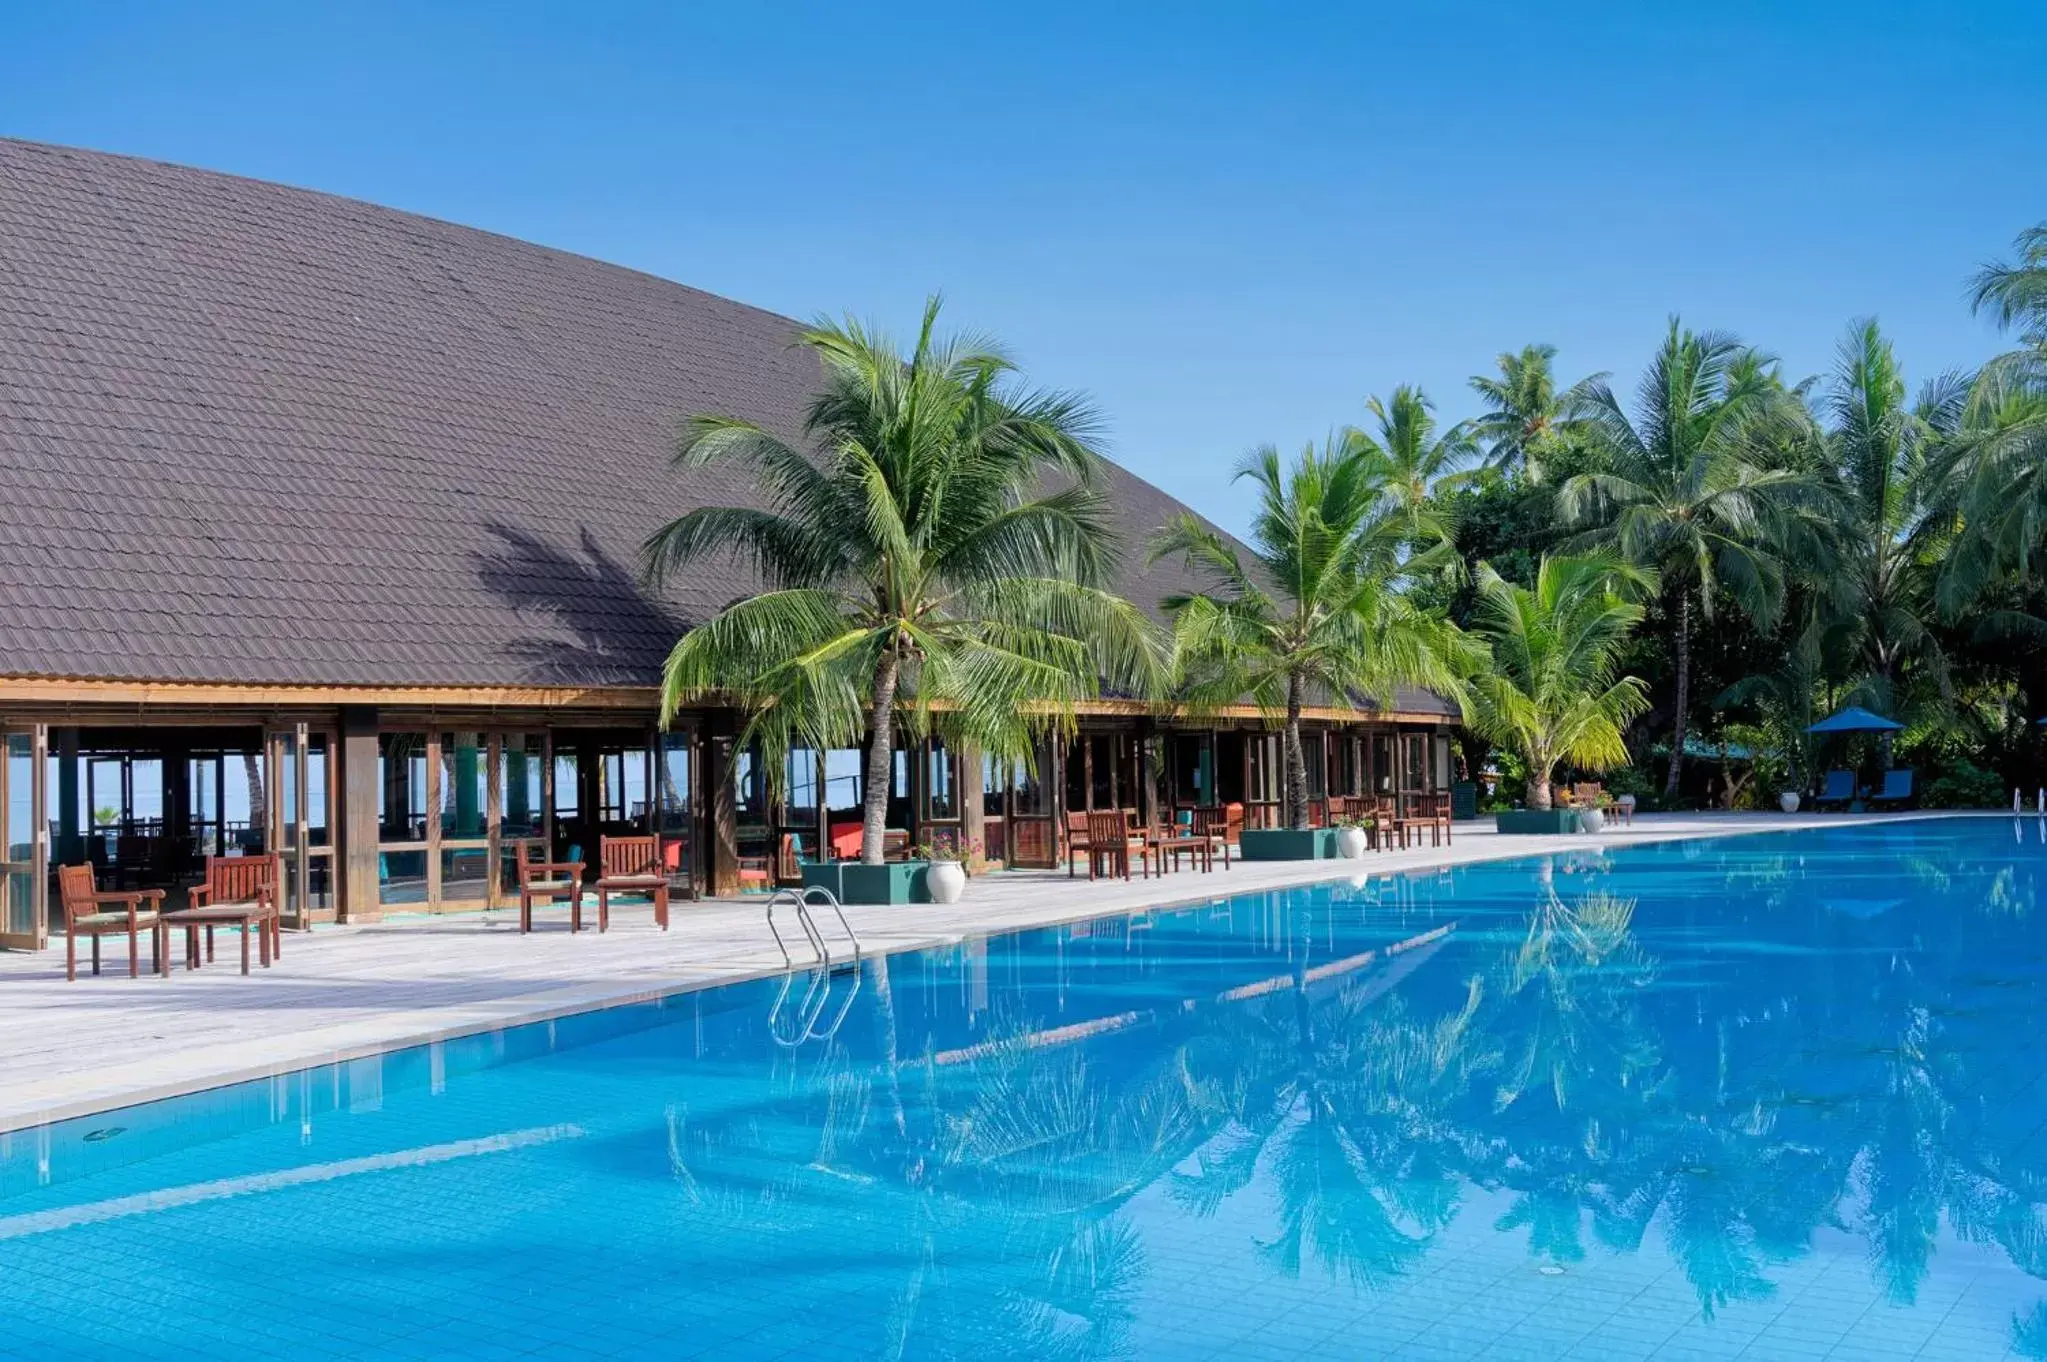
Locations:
5;1;2042;532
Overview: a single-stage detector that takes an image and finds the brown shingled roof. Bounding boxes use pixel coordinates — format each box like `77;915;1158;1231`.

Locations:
0;137;1456;718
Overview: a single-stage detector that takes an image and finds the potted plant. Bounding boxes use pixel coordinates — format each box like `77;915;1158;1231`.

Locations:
1334;817;1370;859
1579;799;1606;834
1779;790;1800;813
1464;554;1653;836
917;835;976;906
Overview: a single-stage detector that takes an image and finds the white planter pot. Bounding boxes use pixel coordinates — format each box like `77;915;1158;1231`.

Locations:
1335;827;1368;859
1578;807;1606;835
1779;791;1800;814
925;860;967;905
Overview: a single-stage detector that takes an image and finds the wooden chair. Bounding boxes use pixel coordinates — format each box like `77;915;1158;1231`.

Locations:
58;863;164;981
1065;811;1096;878
737;834;802;892
1085;810;1133;881
1191;805;1234;870
594;835;671;932
514;841;585;933
1121;808;1162;879
167;853;282;973
1366;797;1398;850
1397;792;1452;848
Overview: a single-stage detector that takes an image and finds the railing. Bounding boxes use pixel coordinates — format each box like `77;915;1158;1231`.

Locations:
763;885;861;970
764;884;863;1047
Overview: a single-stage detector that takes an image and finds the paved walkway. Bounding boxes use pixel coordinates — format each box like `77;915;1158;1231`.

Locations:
0;810;1958;1131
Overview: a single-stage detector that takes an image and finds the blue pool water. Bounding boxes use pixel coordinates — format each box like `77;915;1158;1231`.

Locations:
6;817;2047;1359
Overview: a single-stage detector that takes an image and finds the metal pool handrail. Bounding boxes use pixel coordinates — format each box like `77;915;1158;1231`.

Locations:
764;885;861;969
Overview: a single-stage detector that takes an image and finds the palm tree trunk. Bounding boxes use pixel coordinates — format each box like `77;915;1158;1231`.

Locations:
1283;671;1309;830
242;752;266;847
861;645;903;865
1527;768;1552;811
1664;593;1691;798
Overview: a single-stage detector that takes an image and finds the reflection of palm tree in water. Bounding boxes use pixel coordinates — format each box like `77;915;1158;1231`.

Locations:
662;952;1214;1360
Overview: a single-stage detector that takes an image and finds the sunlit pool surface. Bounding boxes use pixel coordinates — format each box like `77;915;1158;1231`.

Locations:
6;817;2047;1360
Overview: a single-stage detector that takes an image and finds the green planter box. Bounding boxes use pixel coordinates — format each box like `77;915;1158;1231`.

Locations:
800;859;930;905
1239;828;1344;861
1495;809;1584;836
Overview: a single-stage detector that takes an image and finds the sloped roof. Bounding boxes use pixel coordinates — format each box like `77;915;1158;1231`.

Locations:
0;138;1455;718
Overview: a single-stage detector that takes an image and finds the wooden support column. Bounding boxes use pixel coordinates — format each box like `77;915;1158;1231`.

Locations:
339;705;381;923
1136;720;1156;827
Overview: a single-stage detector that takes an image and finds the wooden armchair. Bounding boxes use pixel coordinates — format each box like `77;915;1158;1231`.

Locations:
737;834;803;893
1190;805;1234;870
178;853;283;969
58;863;164;981
514;841;585;933
594;835;671;931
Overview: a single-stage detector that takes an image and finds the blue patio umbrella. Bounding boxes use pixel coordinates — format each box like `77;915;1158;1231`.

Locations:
1806;705;1904;734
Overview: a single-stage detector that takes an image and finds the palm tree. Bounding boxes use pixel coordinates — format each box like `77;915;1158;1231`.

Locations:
1931;225;2047;617
1560;321;1809;797
1969;223;2047;351
1354;385;1472;564
644;297;1162;864
1463;553;1653;811
1468;344;1606;483
1815;319;1961;710
1150;439;1472;829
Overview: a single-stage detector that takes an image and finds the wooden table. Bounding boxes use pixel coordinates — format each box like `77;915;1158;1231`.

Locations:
158;902;277;976
1154;834;1215;874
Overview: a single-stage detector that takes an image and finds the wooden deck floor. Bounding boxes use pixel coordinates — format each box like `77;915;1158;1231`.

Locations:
0;811;1943;1132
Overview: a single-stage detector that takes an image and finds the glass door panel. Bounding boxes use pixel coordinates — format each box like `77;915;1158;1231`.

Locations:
1;728;47;950
499;734;548;897
655;731;693;893
376;732;430;908
437;732;489;907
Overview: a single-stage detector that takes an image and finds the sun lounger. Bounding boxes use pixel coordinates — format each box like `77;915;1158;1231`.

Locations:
1869;768;1915;808
1814;769;1858;810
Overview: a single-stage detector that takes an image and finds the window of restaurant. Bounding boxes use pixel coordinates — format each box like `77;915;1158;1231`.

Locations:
1372;733;1397;795
923;737;959;824
1403;733;1429;792
1;728;46;951
1170;732;1215;809
377;732;430;906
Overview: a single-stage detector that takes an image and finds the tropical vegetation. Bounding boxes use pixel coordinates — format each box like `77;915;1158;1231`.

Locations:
655;220;2047;818
1463;554;1653;810
643;297;1162;863
1149;436;1471;828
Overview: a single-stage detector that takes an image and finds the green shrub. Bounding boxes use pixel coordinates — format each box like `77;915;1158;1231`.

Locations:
1921;760;2006;810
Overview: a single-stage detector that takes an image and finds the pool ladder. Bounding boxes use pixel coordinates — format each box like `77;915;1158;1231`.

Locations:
765;886;862;1047
764;885;862;970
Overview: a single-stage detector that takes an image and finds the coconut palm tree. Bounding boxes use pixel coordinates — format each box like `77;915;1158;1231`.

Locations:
1930;226;2047;619
1354;385;1473;566
1969;222;2047;351
644;297;1162;865
1559;321;1810;797
1815;319;1964;709
1468;343;1606;484
1149;439;1472;829
1463;553;1654;811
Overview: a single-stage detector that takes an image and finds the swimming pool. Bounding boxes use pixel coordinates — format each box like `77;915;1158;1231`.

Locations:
3;817;2045;1359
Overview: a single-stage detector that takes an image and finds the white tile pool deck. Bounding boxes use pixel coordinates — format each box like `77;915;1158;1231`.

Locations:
0;811;1963;1133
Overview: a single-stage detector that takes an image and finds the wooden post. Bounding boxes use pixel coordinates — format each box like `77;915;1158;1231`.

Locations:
1136;720;1156;827
338;705;381;923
